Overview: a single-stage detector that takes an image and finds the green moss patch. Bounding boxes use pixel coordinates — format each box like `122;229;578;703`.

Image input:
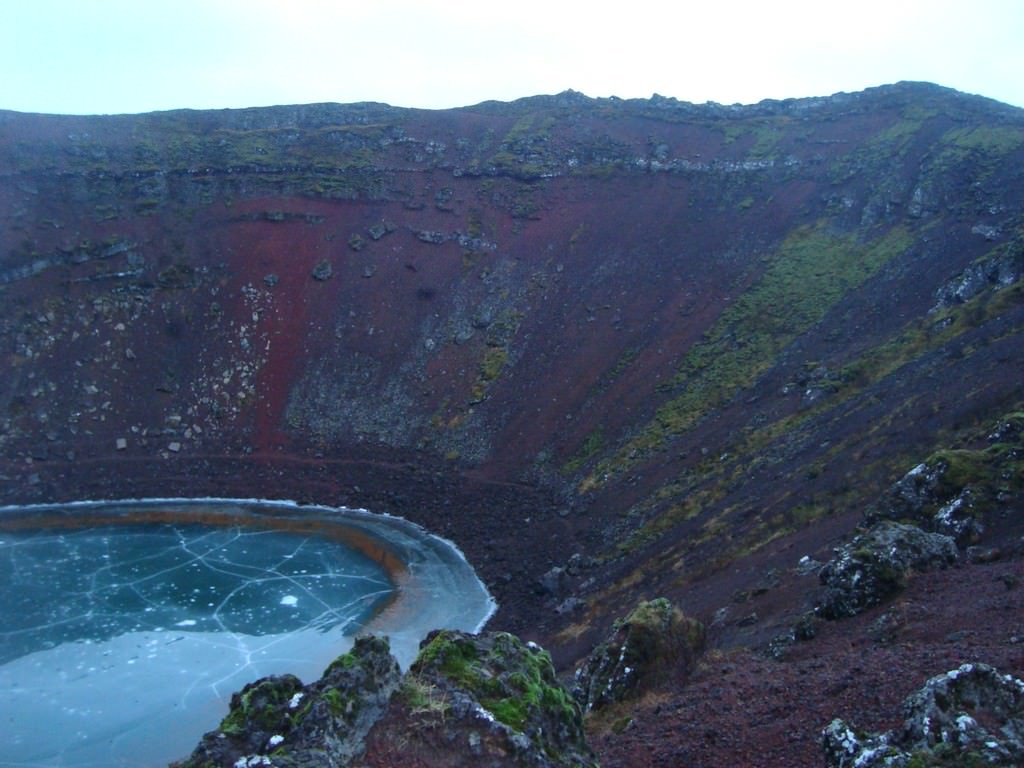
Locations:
561;428;606;475
584;221;912;489
218;675;303;736
412;631;581;736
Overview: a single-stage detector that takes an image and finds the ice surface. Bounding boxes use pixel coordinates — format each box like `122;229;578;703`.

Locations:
0;499;496;767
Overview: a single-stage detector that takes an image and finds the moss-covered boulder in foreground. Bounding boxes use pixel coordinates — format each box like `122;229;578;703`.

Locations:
175;631;596;768
173;634;402;768
573;597;706;711
368;629;598;768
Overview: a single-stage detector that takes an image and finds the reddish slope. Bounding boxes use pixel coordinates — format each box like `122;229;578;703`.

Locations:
1;82;1023;766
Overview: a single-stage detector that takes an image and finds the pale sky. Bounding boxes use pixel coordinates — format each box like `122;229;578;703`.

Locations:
2;0;1022;115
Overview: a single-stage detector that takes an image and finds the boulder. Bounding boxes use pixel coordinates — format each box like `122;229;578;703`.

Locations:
866;414;1024;546
868;460;946;524
174;634;402;768
177;631;596;768
822;720;896;768
933;486;984;543
823;663;1024;767
366;221;394;241
931;237;1023;310
867;457;985;545
415;230;446;244
537;565;568;595
311;259;333;281
817;521;957;619
363;629;597;768
573;598;705;711
988;412;1024;445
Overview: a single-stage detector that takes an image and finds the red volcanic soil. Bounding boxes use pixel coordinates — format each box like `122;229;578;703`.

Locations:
590;557;1024;768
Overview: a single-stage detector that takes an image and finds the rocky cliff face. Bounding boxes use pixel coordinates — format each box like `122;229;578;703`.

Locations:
2;82;1023;766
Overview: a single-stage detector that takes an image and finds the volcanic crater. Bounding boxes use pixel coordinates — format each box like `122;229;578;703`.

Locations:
1;81;1023;765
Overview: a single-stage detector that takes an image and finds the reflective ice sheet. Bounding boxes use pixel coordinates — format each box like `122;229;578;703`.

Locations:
0;499;496;767
1;524;393;664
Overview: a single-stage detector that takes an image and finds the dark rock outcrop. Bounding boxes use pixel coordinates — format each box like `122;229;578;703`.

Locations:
311;259;334;281
867;413;1024;546
175;631;595;768
573;598;705;711
932;236;1023;310
362;629;597;768
175;635;402;768
817;521;958;619
823;663;1024;767
867;459;985;545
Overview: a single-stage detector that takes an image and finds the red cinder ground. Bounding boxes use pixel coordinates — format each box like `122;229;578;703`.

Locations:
589;557;1024;768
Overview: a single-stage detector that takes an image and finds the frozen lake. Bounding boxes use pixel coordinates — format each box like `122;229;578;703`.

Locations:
0;498;495;767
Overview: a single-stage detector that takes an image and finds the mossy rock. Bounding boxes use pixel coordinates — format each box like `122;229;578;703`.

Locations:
573;598;706;711
817;521;958;620
823;664;1024;767
176;635;401;768
217;674;304;738
409;630;596;767
867;411;1024;544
